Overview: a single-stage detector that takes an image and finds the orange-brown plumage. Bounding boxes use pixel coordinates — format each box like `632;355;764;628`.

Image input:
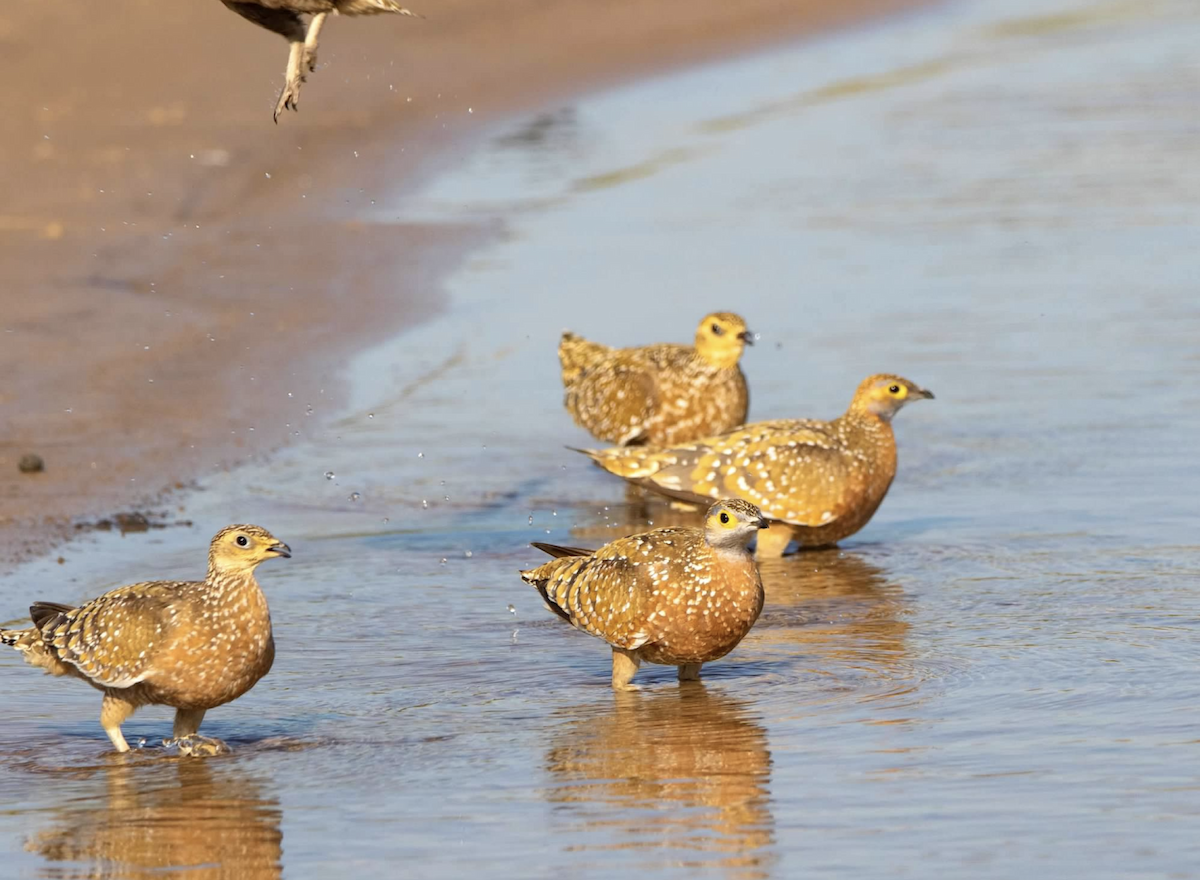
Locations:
559;312;753;446
521;500;767;689
580;374;934;557
1;525;290;753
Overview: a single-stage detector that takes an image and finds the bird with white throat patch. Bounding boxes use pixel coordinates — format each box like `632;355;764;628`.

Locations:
521;500;767;690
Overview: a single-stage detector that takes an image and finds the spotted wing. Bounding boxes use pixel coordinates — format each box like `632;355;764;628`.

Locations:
565;358;660;446
42;581;181;689
523;529;695;649
602;420;868;527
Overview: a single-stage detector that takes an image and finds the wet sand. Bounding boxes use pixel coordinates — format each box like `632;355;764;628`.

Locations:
0;0;924;566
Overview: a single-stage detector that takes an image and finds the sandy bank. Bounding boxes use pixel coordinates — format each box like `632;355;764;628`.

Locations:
0;0;925;566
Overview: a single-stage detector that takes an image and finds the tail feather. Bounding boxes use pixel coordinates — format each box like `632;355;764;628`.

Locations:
571;444;664;479
1;629;25;647
558;332;611;383
30;601;73;631
530;541;594;559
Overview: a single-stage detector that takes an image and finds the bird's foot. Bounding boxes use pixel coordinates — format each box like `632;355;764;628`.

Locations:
273;75;305;123
164;734;230;758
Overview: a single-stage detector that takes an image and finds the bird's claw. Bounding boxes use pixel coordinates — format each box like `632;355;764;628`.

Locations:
164;734;231;757
273;76;305;123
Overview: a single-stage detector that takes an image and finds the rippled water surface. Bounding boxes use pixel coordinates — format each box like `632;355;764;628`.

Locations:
3;0;1200;876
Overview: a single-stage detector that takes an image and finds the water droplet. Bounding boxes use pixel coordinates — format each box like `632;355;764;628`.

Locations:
439;558;447;565
551;510;557;516
506;604;516;614
464;550;473;558
306;405;314;416
348;492;361;502
528;515;534;526
417;452;424;458
368;413;375;419
381;517;390;524
422;499;429;509
324;471;335;480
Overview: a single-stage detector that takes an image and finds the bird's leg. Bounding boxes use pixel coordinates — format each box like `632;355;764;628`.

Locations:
173;708;206;738
303;12;328;74
274;40;306;123
755;524;793;559
167;710;228;757
100;693;135;754
611;647;641;691
678;663;703;682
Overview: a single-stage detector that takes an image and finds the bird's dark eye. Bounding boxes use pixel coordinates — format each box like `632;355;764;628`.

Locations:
719;512;730;524
711;323;724;335
236;535;249;547
889;385;901;394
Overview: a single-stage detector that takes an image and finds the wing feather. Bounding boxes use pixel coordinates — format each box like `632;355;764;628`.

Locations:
44;582;180;690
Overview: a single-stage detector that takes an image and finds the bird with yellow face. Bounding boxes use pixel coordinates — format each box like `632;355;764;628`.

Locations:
558;312;754;446
1;525;290;754
521;499;767;690
578;374;934;557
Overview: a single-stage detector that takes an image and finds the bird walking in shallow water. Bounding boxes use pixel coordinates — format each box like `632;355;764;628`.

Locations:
1;525;290;753
559;312;754;446
521;500;767;690
579;374;934;558
220;1;419;122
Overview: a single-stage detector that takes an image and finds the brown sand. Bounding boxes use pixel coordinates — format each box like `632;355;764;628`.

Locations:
0;0;924;566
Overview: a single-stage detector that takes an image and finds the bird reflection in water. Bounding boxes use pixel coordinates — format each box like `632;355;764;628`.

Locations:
25;756;282;880
753;549;912;701
544;686;775;880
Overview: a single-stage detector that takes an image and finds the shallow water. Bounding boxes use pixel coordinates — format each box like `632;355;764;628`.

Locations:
3;0;1200;876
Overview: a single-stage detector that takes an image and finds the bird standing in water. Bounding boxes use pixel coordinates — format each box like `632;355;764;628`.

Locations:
220;1;419;122
558;312;754;446
579;374;934;557
521;500;767;690
1;525;290;754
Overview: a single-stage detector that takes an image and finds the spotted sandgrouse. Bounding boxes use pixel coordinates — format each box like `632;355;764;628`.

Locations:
521;500;767;690
1;525;290;753
579;374;934;557
559;312;753;446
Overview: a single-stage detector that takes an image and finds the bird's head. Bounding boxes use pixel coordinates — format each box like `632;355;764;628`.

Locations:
694;312;753;368
849;374;934;422
208;524;291;577
704;499;769;551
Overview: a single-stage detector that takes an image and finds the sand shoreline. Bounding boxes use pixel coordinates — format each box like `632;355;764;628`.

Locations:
0;0;927;568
